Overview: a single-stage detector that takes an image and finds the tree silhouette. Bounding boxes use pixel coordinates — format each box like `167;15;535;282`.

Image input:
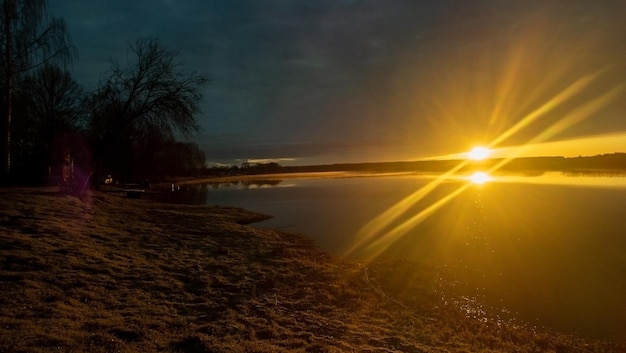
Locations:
132;133;206;179
11;64;83;178
0;0;74;182
85;37;209;182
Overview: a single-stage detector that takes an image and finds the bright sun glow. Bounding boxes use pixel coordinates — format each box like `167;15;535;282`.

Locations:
467;146;492;160
469;171;492;184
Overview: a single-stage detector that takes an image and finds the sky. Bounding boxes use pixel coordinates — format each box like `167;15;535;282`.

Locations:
49;0;626;166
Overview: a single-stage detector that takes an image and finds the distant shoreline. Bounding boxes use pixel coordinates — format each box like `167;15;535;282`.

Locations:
200;153;626;182
177;171;425;185
176;158;626;188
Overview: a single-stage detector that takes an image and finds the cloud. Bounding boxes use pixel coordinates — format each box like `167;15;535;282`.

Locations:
50;0;626;164
245;158;296;165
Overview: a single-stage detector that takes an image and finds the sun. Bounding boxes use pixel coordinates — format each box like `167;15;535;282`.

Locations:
467;146;491;161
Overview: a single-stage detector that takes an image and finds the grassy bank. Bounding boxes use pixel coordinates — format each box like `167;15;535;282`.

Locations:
0;187;621;352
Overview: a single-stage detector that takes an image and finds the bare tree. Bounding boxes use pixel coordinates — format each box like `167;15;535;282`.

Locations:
86;37;209;180
14;64;83;175
0;0;74;181
27;65;82;132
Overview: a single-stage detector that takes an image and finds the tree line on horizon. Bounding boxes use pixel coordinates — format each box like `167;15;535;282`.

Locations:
233;153;626;176
0;0;209;186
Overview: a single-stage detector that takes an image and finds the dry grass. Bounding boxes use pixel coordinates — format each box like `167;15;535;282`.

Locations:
0;187;622;352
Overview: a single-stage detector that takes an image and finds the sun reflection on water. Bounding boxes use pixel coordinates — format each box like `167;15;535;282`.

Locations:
469;172;492;185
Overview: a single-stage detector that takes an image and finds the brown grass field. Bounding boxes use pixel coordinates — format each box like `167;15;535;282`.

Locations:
0;187;623;352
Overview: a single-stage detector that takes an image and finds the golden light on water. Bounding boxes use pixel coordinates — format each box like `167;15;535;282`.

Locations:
469;172;492;185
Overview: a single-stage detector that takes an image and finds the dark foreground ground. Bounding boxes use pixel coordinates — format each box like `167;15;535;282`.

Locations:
0;187;622;352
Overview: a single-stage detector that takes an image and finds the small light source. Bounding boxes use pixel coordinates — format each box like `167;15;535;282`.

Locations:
467;146;491;161
469;171;492;184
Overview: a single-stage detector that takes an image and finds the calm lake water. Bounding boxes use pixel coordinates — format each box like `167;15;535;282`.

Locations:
163;172;626;341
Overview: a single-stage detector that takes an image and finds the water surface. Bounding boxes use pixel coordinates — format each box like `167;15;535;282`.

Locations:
166;172;626;341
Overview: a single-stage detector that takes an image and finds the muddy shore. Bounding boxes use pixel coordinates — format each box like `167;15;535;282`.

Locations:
1;187;622;352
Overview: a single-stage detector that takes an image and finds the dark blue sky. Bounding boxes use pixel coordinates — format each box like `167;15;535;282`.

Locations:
51;0;626;165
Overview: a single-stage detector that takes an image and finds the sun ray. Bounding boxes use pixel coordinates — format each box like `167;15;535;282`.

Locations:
346;160;470;257
358;183;471;260
486;84;624;173
347;66;622;262
489;71;603;148
493;131;626;158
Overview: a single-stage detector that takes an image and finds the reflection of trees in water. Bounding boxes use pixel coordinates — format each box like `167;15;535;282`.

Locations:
209;181;239;189
150;184;210;205
207;179;283;190
152;179;285;204
241;179;282;189
562;170;626;178
517;170;545;177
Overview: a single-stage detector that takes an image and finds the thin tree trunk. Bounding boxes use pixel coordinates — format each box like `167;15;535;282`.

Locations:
3;0;14;179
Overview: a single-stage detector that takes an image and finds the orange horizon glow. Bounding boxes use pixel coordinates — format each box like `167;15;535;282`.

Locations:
419;130;626;162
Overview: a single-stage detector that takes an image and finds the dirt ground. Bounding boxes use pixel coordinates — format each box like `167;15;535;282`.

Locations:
0;187;622;352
